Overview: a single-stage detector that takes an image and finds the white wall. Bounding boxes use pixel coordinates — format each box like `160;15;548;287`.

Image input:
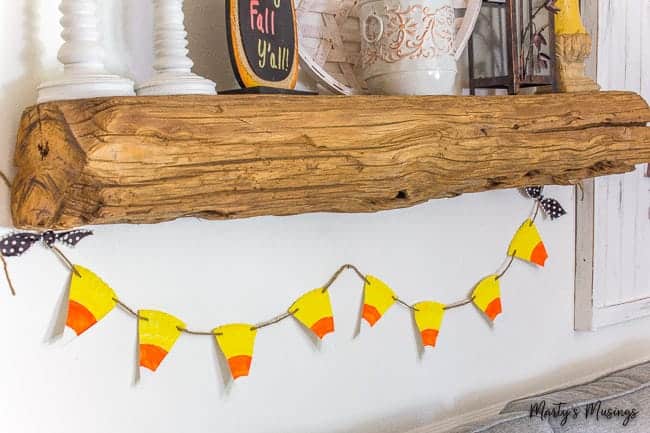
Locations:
0;2;649;433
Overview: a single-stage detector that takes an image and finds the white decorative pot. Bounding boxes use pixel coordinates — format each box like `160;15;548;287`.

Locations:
359;0;459;95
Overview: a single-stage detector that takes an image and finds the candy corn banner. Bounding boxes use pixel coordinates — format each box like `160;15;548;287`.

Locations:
289;288;335;339
138;310;185;372
0;187;565;382
413;302;445;347
362;276;396;327
509;219;548;267
66;265;117;336
472;275;502;322
214;324;257;379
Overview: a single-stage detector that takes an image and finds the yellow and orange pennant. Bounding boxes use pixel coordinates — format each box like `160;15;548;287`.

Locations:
413;301;445;347
362;275;396;327
289;288;334;339
508;219;548;267
138;310;185;372
472;275;502;321
66;265;117;336
214;324;257;380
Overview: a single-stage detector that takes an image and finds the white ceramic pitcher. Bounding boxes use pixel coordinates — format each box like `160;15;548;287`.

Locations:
359;0;481;95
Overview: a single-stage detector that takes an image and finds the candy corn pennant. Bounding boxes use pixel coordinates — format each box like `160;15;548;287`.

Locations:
138;310;185;372
214;324;257;380
66;265;117;336
362;275;396;327
413;301;445;347
508;219;548;266
289;288;334;339
472;275;502;321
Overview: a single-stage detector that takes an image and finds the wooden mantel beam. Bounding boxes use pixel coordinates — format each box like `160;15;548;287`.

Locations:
11;91;650;229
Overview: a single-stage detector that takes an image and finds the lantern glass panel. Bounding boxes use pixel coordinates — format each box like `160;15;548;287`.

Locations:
517;0;554;80
468;0;557;94
470;3;509;81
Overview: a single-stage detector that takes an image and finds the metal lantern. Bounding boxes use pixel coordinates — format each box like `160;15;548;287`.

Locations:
467;0;559;95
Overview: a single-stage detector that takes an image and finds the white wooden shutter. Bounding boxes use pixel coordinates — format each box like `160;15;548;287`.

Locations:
575;0;650;330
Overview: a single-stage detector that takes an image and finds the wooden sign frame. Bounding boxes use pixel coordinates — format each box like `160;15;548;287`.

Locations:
226;0;299;89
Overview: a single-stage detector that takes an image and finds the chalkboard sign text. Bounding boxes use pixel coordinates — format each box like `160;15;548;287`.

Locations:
227;0;299;89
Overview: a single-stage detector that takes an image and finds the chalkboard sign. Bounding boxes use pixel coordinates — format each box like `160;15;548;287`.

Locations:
227;0;299;90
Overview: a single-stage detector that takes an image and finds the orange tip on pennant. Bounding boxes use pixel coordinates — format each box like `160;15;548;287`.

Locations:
530;241;548;267
65;265;117;336
361;276;396;327
508;219;548;267
66;300;98;336
228;355;253;380
139;344;169;372
310;317;334;339
362;304;381;326
289;288;335;340
138;310;185;372
472;276;502;322
413;302;445;348
420;329;439;347
214;324;257;380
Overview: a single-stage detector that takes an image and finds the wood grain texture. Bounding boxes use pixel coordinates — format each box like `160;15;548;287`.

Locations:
11;91;650;229
555;33;601;92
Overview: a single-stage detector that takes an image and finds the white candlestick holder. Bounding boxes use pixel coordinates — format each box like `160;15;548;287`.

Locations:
38;0;135;104
136;0;217;96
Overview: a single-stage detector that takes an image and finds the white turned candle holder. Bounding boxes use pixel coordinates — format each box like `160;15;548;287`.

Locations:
38;0;135;104
136;0;216;96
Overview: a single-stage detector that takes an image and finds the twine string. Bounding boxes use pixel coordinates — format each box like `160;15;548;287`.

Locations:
0;170;15;295
322;264;369;292
49;245;81;277
444;297;474;310
0;170;11;190
393;296;418;311
112;297;147;320
345;264;369;285
496;252;516;280
0;254;16;296
177;327;222;336
253;310;297;331
530;200;541;225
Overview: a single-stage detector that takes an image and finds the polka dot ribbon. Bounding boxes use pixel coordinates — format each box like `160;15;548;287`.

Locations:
0;230;93;257
524;186;567;220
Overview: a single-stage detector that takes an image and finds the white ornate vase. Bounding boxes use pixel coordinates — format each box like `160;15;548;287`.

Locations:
359;0;460;95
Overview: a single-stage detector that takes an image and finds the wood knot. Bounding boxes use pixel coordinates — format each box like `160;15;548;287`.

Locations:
395;190;409;200
38;142;50;161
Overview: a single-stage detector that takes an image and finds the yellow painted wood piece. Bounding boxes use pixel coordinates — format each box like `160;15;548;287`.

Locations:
289;288;334;339
413;301;445;347
554;0;587;34
214;324;257;379
508;219;548;267
472;276;502;321
68;265;117;322
362;275;396;326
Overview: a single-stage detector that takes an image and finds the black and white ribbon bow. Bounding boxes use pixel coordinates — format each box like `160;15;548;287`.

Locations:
524;186;567;220
0;230;93;257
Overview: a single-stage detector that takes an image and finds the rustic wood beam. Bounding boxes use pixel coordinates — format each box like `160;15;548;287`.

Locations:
11;91;650;229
